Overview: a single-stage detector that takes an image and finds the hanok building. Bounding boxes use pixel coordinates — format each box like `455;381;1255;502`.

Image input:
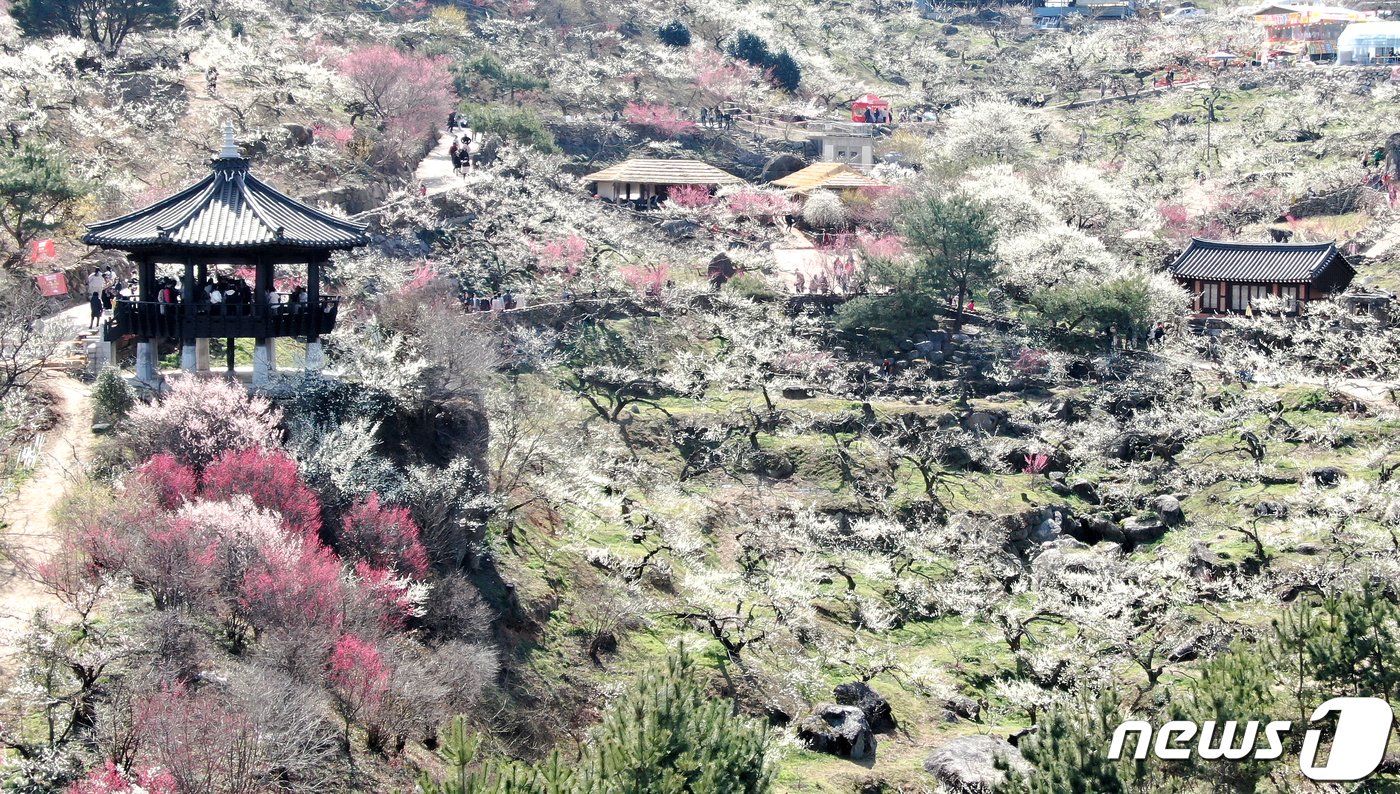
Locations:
1170;238;1356;315
583;158;743;207
771;162;884;193
83;124;369;385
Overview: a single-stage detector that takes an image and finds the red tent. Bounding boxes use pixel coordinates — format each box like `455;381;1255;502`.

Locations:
851;93;892;123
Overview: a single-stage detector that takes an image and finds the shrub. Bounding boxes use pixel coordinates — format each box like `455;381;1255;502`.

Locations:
337;493;430;578
202;448;323;543
91;367;134;424
66;760;175;794
657;20;692;47
124;377;282;470
456;103;558;153
801;191;847;229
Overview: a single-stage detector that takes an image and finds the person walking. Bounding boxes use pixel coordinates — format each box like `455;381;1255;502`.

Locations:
449;139;462;173
1151;321;1166;347
205;66;219;96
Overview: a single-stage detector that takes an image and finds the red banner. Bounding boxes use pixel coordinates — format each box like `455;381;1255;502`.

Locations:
28;239;55;263
35;272;67;297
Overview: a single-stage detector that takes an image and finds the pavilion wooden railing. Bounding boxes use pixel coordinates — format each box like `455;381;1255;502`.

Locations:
103;296;340;341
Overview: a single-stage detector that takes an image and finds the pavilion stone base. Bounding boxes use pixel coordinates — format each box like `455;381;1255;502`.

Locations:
136;341;161;386
181;339;213;373
305;340;325;372
252;339;278;386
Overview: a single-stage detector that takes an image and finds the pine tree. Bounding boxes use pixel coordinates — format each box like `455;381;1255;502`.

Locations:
657;21;691;47
768;51;801;93
418;650;773;794
9;0;177;54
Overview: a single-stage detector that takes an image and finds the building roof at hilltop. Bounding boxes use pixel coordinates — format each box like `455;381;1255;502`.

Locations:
771;162;883;191
83;126;369;254
1170;238;1354;284
583;158;744;186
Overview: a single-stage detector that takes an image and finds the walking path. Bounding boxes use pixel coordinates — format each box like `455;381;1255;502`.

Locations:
0;376;90;671
415;133;462;196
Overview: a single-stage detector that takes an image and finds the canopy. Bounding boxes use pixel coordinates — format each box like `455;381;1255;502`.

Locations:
851;94;892;123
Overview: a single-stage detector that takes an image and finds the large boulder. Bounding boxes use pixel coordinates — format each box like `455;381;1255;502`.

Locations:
1121;516;1168;546
834;681;897;732
797;704;876;759
924;735;1032;792
1152;495;1185;527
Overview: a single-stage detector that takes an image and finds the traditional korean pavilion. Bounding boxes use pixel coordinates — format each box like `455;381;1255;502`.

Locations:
1170;238;1356;315
82;124;369;385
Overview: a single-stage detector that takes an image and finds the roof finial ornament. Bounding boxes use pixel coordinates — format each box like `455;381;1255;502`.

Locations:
219;120;240;159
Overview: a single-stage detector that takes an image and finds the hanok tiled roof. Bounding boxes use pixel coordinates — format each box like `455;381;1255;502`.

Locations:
771;162;883;191
583;158;744;186
1169;238;1354;284
83;157;370;253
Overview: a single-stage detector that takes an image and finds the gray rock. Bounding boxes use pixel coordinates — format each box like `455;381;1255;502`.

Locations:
1089;514;1124;544
1188;541;1234;579
1254;500;1289;518
1295;542;1323;556
1311;467;1347;487
797;704;876;759
924;735;1032;792
1168;640;1198;662
963;411;999;435
1070;480;1100;504
1121;516;1167;546
834;681;896;732
781;386;814;400
1153;495;1184;527
945;695;981;722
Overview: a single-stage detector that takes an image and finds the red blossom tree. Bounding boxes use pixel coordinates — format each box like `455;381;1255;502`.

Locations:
238;544;345;635
202;448;323;544
336;494;430;578
327;632;390;751
133;453;197;511
66;760;175;794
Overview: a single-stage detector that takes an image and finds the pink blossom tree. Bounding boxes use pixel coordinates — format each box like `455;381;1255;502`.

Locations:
667;185;715;209
238;543;345;636
66;761;175;794
620;263;670;297
202;448;323;544
338;46;453;162
336;494;430;578
124;377;282;470
623;102;696;137
327;632;390;752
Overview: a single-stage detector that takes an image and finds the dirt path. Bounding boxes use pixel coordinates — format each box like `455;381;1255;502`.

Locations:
0;376;91;666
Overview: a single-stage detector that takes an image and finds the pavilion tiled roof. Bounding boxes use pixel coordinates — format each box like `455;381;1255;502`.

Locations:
583;158;744;186
771;162;883;191
83;156;370;252
1169;238;1354;284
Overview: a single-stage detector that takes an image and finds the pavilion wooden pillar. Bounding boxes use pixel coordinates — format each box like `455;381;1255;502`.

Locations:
305;257;325;372
180;257;198;373
251;256;276;386
134;254;160;385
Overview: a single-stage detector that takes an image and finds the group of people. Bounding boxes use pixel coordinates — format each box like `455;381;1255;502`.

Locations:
446;113;480;174
859;106;892;124
698;107;735;129
463;289;522;312
86;267;121;329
